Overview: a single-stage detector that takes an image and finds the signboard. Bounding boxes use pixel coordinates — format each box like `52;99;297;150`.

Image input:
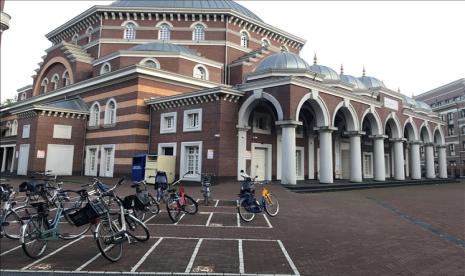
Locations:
384;97;399;111
207;149;214;159
37;150;45;159
244;150;252;160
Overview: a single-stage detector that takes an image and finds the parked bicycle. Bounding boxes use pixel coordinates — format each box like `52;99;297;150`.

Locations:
237;170;279;222
125;177;160;221
0;182;26;239
165;173;198;223
200;173;214;206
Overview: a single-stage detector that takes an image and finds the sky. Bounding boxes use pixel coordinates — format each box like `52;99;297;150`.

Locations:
1;1;464;102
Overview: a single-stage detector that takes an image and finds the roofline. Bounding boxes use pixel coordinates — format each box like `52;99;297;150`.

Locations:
415;78;465;99
145;86;243;105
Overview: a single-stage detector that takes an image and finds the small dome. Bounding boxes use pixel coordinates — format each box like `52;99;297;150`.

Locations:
128;42;198;56
110;0;263;22
255;52;311;72
415;100;432;112
308;55;339;80
403;95;417;106
340;74;366;89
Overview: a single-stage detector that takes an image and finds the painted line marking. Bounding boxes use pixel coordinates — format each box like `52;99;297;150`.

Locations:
214;200;219;207
236;213;241;227
277;240;301;276
1;270;295;276
195;198;200;203
145;223;271;229
0;245;22;256
185;238;203;273
21;236;85;270
131;238;164;272
205;212;214;226
238;239;245;274
367;196;465;249
263;214;273;228
75;244;116;271
174;213;185;225
143;214;158;224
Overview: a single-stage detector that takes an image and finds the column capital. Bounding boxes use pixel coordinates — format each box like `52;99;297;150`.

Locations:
424;142;435;147
344;131;366;137
236;125;251;131
275;120;302;128
369;135;388;140
436;144;447;149
407;140;423;145
389;138;407;143
314;126;338;133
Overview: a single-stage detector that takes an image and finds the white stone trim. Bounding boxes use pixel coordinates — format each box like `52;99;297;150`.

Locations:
104;98;117;125
157;142;177;156
193;64;209;81
100;62;112;75
183;108;202;132
160;112;177;134
139;57;160;69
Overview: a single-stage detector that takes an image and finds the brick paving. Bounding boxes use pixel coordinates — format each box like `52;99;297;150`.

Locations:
0;176;464;275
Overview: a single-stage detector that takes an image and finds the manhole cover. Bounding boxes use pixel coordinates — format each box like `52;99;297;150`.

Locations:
30;263;52;270
210;223;223;227
192;265;214;273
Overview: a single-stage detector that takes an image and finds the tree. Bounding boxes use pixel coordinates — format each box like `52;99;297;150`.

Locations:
1;98;16;107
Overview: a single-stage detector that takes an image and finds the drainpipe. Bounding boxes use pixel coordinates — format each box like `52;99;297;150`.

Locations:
224;15;228;85
97;13;103;59
81;115;88;176
148;105;152;154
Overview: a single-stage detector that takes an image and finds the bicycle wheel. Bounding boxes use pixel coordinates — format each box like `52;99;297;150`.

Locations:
4;206;26;239
147;195;160;215
59;207;91;240
132;207;146;221
264;193;279;217
95;218;123;262
21;216;48;259
183;195;198;215
166;197;182;223
125;214;149;242
237;199;255;222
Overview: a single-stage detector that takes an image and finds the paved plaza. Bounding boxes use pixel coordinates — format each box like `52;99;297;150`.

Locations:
0;177;464;275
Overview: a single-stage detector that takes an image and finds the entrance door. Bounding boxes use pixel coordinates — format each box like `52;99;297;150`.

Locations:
296;148;304;180
363;153;373;178
253;148;267;180
17;144;30;175
100;146;115;177
85;146;99;176
46;144;74;175
341;150;350;179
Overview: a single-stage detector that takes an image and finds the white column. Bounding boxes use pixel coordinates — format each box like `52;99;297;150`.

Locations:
308;136;315;179
405;146;410;178
348;133;362;182
373;136;386;181
1;147;6;172
410;142;421;180
438;145;447;178
425;144;435;179
280;124;297;185
236;126;249;180
10;146;15;173
318;128;334;184
393;139;405;180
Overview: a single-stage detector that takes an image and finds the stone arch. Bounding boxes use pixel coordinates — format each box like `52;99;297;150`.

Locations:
332;101;360;131
360;107;383;135
433;125;445;145
403;117;419;141
33;57;74;96
295;92;330;127
385;112;402;138
419;122;432;143
238;91;283;127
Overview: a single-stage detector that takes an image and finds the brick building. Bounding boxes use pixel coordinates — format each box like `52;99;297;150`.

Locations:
415;78;465;177
0;0;448;184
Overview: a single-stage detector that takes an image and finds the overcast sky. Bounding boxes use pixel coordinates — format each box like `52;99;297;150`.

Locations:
1;1;464;102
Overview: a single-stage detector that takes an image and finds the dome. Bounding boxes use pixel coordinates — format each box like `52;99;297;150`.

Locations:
357;68;385;88
255;52;311;72
340;74;367;89
308;55;339;81
128;42;198;56
110;0;263;22
415;100;432;112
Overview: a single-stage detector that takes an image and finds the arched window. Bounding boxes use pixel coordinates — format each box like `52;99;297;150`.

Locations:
240;31;249;48
72;33;79;45
41;78;49;93
140;58;160;69
89;102;100;127
62;70;71;86
20;92;26;101
51;74;60;90
159;23;171;41
86;27;93;44
5;122;11;136
124;23;136;40
261;38;270;48
193;23;205;41
11;120;18;136
105;99;117;125
100;62;111;75
193;64;209;80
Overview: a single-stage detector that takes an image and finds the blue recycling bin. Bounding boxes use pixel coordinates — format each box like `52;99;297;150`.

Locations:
132;154;146;181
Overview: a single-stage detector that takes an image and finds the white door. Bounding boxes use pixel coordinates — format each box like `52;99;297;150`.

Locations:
17;144;30;175
46;144;74;175
85;146;99;176
253;148;267;181
341;150;350;179
100;146;115;177
296;148;304;180
363;153;373;178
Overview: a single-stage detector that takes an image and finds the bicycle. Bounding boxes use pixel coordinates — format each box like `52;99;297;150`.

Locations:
0;182;26;239
165;173;198;223
200;173;214;206
127;177;160;221
20;185;92;258
91;178;150;262
237;170;279;222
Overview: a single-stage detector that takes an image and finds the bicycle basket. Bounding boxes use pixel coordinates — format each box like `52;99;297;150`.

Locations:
69;200;107;226
136;191;150;208
122;195;138;210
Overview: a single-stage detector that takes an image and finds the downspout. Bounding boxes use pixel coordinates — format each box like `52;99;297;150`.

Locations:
224;15;228;85
148;105;152;154
81;115;88;176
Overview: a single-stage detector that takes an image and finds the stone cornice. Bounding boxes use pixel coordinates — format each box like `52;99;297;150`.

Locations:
1;11;11;31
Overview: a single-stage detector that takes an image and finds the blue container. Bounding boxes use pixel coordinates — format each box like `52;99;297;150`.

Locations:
131;154;147;181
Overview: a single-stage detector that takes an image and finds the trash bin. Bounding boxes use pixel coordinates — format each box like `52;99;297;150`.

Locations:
132;154;146;181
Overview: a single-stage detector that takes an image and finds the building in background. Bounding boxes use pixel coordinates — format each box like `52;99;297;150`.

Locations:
415;78;465;177
0;0;11;45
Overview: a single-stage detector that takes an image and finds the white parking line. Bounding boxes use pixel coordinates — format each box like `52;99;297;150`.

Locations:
174;213;185;225
205;212;213;226
185;238;203;273
75;244;115;271
143;214;158;224
1;270;296;276
130;238;164;272
0;245;22;256
214;199;219;207
238;239;244;274
236;213;241;227
263;214;273;228
277;240;301;276
21;236;85;270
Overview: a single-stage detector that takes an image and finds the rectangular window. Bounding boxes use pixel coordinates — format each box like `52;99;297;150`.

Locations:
158;142;177;156
253;112;271;134
160;112;177;134
448;127;455;136
22;124;30;138
183;109;202;132
461;109;465;118
53;125;72;139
